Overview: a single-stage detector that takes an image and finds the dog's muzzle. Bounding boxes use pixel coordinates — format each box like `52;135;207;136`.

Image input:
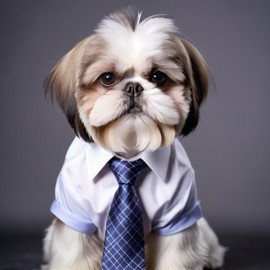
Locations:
122;82;144;113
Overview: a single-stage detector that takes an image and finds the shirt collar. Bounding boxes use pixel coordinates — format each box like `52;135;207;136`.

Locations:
85;142;171;182
140;145;171;182
85;143;114;181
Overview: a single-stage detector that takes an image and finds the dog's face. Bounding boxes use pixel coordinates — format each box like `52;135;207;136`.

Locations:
46;10;209;157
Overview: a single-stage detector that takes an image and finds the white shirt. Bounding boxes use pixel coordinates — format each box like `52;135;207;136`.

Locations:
51;137;202;240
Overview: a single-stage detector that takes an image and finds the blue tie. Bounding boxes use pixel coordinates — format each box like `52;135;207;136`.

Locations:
101;157;147;270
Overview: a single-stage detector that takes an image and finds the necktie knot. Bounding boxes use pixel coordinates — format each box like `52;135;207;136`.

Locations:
109;157;147;186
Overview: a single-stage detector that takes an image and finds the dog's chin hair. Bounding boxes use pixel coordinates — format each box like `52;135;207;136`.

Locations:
90;114;176;158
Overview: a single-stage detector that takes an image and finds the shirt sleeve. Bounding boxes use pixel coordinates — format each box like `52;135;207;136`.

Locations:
152;171;203;236
50;172;97;234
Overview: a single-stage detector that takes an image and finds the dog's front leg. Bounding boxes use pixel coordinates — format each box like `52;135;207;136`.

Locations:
145;223;208;270
42;219;103;270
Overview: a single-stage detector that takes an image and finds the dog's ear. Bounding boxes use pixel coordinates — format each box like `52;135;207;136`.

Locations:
179;38;209;136
44;38;91;142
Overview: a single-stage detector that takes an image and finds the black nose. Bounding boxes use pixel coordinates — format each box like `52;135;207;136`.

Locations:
123;82;144;97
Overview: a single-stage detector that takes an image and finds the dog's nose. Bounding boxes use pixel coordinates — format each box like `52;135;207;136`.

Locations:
123;82;144;97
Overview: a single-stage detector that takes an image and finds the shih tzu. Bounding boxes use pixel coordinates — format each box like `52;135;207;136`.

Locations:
43;9;226;270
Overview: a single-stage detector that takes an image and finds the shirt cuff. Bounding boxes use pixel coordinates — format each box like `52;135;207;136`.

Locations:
153;201;203;236
50;199;97;234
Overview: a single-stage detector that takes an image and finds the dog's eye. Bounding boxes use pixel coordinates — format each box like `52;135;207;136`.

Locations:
150;70;167;85
100;72;115;87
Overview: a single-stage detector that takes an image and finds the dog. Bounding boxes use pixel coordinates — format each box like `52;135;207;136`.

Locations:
43;9;226;270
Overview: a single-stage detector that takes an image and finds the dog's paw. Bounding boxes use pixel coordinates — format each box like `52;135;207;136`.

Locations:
206;244;227;269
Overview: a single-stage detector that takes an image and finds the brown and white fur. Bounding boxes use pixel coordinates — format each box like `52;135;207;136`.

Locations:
43;9;226;270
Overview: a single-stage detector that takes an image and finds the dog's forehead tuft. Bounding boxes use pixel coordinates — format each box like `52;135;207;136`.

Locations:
96;9;178;37
101;8;140;31
94;10;179;71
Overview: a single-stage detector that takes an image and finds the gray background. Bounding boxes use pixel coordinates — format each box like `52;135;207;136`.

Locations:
0;0;269;236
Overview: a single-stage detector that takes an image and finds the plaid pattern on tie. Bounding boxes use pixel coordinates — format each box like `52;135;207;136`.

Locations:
101;157;147;270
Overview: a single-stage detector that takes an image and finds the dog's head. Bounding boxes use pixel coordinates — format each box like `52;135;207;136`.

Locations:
45;9;209;157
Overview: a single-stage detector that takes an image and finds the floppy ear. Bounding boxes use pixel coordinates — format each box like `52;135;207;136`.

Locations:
179;38;210;136
44;39;91;142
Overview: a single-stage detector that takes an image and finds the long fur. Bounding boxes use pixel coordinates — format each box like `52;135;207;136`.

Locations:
43;218;226;270
44;9;225;270
43;219;103;270
45;9;209;156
